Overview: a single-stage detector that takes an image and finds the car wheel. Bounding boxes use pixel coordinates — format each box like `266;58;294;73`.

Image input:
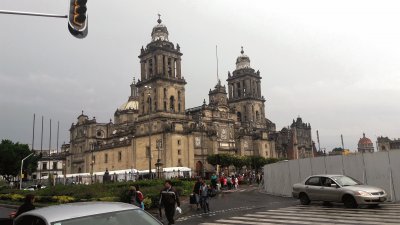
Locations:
343;195;358;208
299;193;310;205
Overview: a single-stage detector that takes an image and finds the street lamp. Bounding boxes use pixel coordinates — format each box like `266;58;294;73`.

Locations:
155;139;163;179
145;85;152;179
20;153;34;190
199;115;206;178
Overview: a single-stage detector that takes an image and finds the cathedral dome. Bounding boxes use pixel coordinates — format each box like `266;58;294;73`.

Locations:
118;99;139;111
358;133;373;146
236;46;251;70
151;15;169;42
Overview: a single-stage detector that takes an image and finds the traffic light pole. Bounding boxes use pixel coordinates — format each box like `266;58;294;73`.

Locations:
0;10;67;18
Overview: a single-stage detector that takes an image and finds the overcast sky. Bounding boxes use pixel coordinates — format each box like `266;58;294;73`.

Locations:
1;0;399;152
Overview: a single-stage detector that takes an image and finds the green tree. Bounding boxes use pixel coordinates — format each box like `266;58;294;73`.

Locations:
206;154;219;166
0;139;38;182
232;156;247;172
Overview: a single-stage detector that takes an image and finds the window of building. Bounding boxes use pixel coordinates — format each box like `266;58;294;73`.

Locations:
164;101;167;111
178;91;181;101
167;58;172;77
53;162;57;170
42;163;47;170
256;111;260;122
177;140;181;145
118;152;122;161
178;159;182;166
146;146;151;158
149;59;153;76
178;149;181;155
170;96;175;112
105;154;108;163
92;156;96;164
237;112;242;122
178;103;181;112
163;88;167;99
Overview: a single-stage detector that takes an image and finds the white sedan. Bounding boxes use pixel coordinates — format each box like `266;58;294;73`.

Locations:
14;202;162;225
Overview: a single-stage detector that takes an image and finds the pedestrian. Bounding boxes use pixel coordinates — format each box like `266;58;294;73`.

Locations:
223;176;227;189
128;186;141;207
210;173;217;189
159;180;181;225
135;185;145;209
15;194;35;217
235;176;239;189
199;181;210;213
193;177;202;210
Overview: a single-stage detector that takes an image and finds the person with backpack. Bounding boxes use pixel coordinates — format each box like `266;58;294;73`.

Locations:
135;185;145;209
128;186;141;207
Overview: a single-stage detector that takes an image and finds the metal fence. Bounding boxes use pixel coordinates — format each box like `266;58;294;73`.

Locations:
263;150;400;202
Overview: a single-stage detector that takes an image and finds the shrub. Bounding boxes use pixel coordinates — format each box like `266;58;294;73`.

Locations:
98;197;119;202
143;197;152;209
52;196;75;203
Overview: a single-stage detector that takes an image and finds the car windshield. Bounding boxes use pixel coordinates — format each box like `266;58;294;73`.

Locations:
331;176;362;186
51;209;160;225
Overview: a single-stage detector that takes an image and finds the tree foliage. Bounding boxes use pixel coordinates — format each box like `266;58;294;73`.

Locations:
206;153;282;172
0;139;39;182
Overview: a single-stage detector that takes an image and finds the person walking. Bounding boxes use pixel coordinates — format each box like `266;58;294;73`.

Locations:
15;194;36;217
159;180;181;225
199;181;210;213
193;177;202;210
234;176;239;189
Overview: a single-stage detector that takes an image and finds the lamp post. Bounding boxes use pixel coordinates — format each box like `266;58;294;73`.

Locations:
155;139;163;179
145;85;152;179
20;153;34;190
200;115;206;178
90;143;95;184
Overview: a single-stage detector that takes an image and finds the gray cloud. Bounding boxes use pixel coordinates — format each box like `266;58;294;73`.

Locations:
1;0;399;152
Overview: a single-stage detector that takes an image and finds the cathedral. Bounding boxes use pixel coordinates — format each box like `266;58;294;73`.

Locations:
64;17;313;176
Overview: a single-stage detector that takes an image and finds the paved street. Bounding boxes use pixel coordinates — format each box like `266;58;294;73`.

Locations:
176;186;400;225
0;206;14;219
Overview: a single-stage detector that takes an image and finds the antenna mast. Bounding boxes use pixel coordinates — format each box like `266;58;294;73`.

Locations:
341;134;345;149
316;130;321;152
216;45;219;81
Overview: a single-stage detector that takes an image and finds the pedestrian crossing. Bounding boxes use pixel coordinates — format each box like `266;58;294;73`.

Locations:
199;203;400;225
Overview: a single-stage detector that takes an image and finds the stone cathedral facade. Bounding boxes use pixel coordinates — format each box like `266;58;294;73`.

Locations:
65;17;313;176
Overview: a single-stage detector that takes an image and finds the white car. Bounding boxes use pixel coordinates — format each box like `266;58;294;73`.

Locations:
23;185;46;191
13;202;162;225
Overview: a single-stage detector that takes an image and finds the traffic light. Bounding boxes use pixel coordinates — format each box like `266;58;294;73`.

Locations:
68;0;88;39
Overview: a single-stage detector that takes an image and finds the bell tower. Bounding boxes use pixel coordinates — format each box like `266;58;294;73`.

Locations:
227;47;266;129
136;15;186;119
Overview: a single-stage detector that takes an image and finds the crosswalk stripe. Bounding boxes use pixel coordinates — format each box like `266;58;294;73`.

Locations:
288;206;400;214
253;211;400;223
192;203;400;225
228;216;352;225
272;206;400;215
264;209;400;219
239;214;390;225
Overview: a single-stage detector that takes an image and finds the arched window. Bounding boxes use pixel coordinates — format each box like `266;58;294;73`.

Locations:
237;112;242;122
178;103;181;112
163;88;167;99
178;91;181;101
164;101;167;111
256;111;260;122
147;96;152;112
170;96;175;112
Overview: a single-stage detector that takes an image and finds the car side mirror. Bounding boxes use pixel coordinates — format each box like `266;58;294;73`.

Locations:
331;184;338;188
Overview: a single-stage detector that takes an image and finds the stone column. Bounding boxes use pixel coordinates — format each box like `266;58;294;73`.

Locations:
141;61;146;80
164;56;169;77
176;59;182;78
171;58;176;78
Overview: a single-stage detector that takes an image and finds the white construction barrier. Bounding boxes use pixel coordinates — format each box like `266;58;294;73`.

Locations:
263;151;400;202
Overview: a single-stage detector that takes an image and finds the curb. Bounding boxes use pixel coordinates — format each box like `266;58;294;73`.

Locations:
0;204;19;209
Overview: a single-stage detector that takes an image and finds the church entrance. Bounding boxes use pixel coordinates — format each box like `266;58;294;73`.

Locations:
196;161;203;177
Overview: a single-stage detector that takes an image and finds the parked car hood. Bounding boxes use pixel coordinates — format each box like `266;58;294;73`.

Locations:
342;185;384;193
